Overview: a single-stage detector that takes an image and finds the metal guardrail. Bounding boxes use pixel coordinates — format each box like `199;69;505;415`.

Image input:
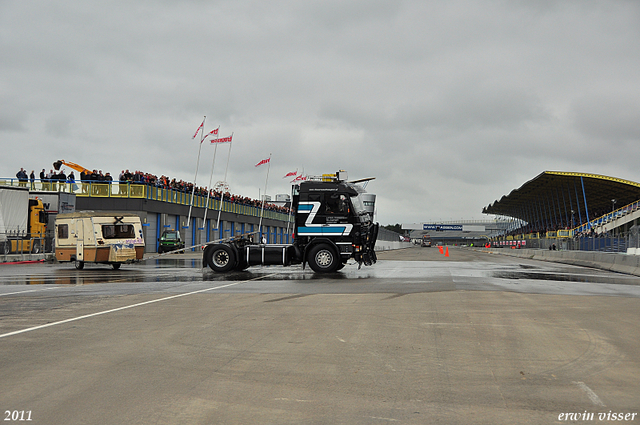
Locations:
0;233;47;262
494;231;640;253
1;178;292;222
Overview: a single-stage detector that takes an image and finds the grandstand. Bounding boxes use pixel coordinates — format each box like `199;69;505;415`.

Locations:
482;171;640;252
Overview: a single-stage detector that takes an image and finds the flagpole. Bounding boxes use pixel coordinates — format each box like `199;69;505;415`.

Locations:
203;127;220;229
286;199;292;242
287;170;306;242
258;153;271;242
203;147;217;225
284;168;297;240
286;174;294;241
187;116;206;229
216;133;233;233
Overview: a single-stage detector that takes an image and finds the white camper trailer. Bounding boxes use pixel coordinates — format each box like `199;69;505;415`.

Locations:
55;212;144;269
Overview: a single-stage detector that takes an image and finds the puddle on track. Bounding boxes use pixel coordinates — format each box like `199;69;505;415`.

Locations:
2;257;640;287
492;271;640;286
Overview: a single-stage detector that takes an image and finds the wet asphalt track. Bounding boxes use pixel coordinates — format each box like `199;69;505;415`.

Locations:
1;247;639;424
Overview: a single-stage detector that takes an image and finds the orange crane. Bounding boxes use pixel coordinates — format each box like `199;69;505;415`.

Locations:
53;160;92;175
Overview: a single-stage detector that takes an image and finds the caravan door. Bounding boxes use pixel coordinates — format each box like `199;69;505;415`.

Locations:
75;219;84;261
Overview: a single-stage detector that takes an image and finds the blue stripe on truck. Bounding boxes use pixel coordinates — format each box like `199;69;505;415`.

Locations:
297;226;345;234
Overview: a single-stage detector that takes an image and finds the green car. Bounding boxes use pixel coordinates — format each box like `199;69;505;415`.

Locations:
158;230;185;253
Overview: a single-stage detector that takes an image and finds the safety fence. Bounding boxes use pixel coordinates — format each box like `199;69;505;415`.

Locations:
376;226;403;242
495;229;640;254
375;227;412;251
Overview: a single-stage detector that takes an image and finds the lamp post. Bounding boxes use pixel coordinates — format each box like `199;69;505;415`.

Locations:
611;199;617;244
571;210;575;228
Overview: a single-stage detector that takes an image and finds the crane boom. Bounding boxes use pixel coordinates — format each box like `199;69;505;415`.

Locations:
53;160;91;175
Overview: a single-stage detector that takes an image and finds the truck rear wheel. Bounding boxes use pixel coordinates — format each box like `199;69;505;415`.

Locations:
308;244;339;273
31;240;41;254
204;244;236;272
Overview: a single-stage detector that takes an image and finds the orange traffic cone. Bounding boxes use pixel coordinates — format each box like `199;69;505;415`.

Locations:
439;246;444;254
445;247;449;257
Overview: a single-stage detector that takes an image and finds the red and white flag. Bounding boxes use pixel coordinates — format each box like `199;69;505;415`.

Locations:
211;134;233;144
255;157;271;167
192;119;205;139
283;170;297;178
200;127;220;143
291;174;307;183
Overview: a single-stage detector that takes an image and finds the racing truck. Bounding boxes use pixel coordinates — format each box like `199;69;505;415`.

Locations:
203;171;379;273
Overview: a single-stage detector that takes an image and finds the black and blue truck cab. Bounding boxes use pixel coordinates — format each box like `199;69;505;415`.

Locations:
203;171;378;273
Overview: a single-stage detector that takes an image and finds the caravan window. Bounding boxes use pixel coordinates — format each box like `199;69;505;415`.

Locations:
57;224;69;239
101;224;135;239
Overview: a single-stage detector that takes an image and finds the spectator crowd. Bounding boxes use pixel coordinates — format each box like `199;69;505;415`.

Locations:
16;166;290;215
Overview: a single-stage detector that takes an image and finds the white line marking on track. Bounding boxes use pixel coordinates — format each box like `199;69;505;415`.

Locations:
0;273;281;339
0;286;60;297
573;381;605;406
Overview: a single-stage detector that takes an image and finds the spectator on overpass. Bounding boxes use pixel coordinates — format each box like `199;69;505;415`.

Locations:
16;168;28;187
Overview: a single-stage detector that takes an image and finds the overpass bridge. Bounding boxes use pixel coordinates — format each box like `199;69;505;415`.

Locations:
2;179;293;253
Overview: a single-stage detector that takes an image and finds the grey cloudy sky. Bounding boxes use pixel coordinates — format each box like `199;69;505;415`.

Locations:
2;0;639;225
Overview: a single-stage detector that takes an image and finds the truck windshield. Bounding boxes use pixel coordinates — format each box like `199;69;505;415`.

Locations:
351;194;371;222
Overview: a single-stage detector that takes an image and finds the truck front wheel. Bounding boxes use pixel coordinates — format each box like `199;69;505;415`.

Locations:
204;244;236;272
308;244;339;273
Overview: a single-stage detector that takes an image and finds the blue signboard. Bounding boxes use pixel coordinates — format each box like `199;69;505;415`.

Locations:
423;224;463;231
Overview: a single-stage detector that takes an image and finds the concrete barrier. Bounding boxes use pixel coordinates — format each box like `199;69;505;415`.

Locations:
0;253;47;264
476;247;640;277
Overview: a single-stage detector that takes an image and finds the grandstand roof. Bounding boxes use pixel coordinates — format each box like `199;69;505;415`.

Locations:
482;171;640;223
